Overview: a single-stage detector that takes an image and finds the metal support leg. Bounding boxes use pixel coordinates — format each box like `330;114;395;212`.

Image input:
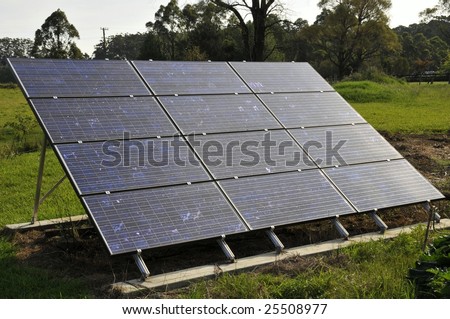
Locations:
370;210;388;233
217;235;235;262
32;136;47;224
265;226;284;254
133;249;150;280
422;201;432;251
333;216;349;240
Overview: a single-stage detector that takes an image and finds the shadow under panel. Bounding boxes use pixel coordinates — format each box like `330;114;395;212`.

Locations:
55;137;210;195
83;182;248;255
219;170;355;230
8;58;149;98
30;97;178;143
324;160;445;212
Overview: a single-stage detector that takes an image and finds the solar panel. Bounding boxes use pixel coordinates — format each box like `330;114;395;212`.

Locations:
230;62;334;93
8;58;445;259
133;60;250;95
8;58;149;98
83;182;248;255
258;92;366;128
158;94;281;134
324;160;445;212
55;138;210;195
219;170;356;230
192;130;312;179
30;97;178;143
289;124;403;167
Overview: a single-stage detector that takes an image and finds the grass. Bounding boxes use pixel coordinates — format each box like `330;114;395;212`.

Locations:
0;237;92;298
182;228;445;299
335;81;450;134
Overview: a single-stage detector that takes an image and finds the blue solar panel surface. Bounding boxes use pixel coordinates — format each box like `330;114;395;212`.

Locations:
7;58;445;256
230;62;334;93
220;171;356;229
83;182;248;254
55;138;210;195
290;124;403;167
158;94;281;134
258;92;366;128
9;58;149;98
30;97;178;143
192;130;311;179
324;160;445;212
133;60;250;95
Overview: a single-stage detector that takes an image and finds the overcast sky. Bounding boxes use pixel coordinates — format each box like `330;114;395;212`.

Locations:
0;0;437;55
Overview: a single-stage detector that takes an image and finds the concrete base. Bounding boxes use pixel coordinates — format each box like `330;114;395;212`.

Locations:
112;218;450;295
4;214;89;231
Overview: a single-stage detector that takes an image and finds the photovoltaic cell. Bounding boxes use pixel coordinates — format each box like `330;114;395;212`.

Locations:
83;182;248;255
133;61;250;95
258;92;366;128
30;97;178;143
324;160;445;212
290;124;403;168
158;94;281;134
192;130;311;179
230;62;333;93
55;138;210;195
8;58;149;98
219;170;356;230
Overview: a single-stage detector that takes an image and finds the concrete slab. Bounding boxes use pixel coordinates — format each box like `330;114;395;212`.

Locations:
4;214;89;231
112;219;450;295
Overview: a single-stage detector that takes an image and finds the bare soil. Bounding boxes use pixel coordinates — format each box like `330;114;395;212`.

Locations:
4;133;450;297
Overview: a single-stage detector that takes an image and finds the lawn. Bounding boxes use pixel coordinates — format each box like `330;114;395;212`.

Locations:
335;81;450;134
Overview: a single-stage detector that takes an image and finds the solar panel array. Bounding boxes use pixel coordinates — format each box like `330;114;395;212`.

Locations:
8;58;445;256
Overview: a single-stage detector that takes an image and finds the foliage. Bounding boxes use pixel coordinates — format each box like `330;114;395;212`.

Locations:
3;114;39;156
408;233;450;298
32;9;83;59
299;0;399;79
93;33;147;60
0;37;33;63
211;0;282;61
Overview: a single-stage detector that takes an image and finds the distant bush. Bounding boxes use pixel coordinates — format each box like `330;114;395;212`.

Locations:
342;67;405;84
333;81;397;103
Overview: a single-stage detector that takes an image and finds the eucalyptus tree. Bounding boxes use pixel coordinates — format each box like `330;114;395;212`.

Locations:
32;9;83;59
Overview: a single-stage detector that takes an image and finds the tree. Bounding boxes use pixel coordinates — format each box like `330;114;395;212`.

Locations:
93;33;147;60
32;8;83;59
146;0;184;60
210;0;283;61
302;0;399;79
0;37;33;64
421;0;450;21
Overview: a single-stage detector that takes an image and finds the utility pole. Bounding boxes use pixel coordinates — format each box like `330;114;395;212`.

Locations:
100;27;109;57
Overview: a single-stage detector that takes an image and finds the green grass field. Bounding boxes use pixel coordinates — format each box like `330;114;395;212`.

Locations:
0;82;449;298
335;81;450;134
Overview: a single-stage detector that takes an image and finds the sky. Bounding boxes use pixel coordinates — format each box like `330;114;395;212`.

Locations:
0;0;438;55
